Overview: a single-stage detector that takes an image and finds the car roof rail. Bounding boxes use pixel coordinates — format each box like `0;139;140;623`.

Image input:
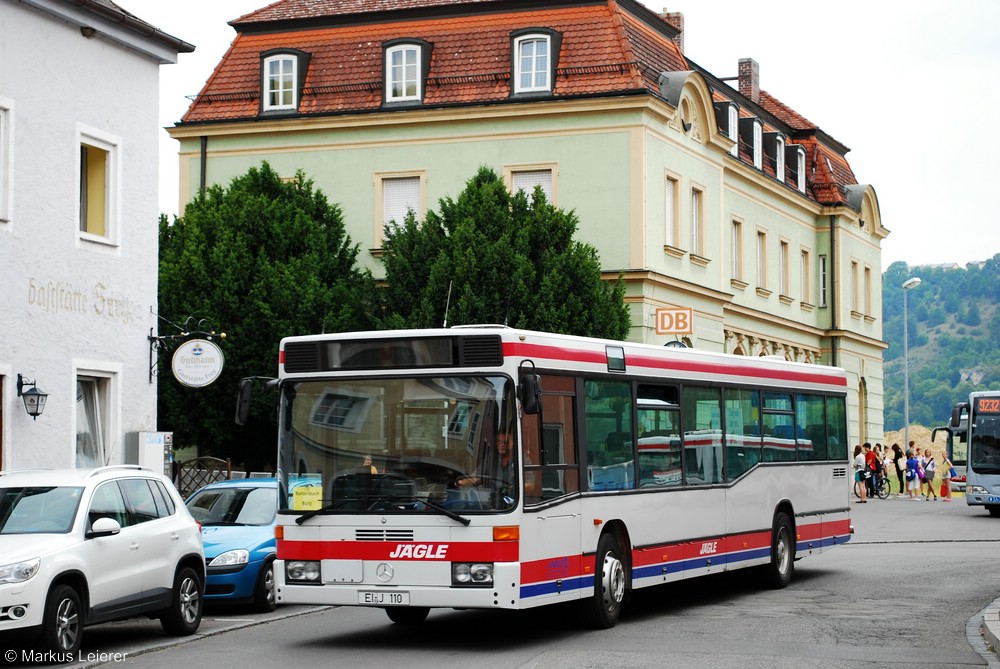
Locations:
85;464;149;478
0;468;53;477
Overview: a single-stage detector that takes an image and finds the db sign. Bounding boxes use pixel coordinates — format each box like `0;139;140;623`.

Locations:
655;308;693;335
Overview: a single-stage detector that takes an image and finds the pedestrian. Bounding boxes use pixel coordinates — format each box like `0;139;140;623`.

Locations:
863;443;877;497
923;448;937;500
905;448;920;500
891;443;905;497
914;442;928;498
940;453;955;502
853;445;868;503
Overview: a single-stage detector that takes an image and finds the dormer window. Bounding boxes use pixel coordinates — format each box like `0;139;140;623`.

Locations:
786;144;807;193
264;55;296;110
738;117;763;169
763;132;786;182
511;29;561;95
384;40;432;104
261;50;310;113
728;105;739;157
775;135;785;182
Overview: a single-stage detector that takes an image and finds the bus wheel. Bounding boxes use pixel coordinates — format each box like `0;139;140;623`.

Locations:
987;505;1000;518
583;532;626;629
385;607;429;625
764;512;794;589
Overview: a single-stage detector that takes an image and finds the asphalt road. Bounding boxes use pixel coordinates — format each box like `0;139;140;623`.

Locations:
7;494;1000;669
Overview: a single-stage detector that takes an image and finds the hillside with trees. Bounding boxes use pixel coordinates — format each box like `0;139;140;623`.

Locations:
882;254;1000;431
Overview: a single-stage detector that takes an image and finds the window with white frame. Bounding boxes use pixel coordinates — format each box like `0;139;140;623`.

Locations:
386;44;421;101
690;188;703;256
864;265;872;316
76;376;110;468
381;175;422;232
728;105;739;157
818;254;828;307
756;231;767;289
796;147;806;193
665;175;678;247
753;122;763;169
263;55;297;110
511;168;553;202
850;260;860;312
731;220;743;280
775;135;785;182
78;124;119;245
0;96;11;223
779;240;789;296
800;249;811;303
514;34;551;93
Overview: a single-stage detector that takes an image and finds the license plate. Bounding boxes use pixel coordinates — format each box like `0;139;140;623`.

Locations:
359;590;410;606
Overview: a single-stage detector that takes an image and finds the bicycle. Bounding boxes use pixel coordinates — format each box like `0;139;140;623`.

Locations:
854;471;890;500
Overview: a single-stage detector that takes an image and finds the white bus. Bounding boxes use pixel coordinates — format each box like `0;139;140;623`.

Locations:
251;326;852;628
949;391;1000;516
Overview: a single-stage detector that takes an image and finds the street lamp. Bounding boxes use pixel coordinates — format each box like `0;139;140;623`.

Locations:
902;276;922;448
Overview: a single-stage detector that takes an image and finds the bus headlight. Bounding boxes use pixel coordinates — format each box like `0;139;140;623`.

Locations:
452;563;493;586
968;485;987;494
286;560;321;583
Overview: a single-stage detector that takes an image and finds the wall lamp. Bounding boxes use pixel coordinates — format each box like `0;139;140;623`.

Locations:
16;374;48;420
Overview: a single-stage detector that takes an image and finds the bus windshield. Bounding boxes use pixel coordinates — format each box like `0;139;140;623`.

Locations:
970;408;1000;476
277;375;518;515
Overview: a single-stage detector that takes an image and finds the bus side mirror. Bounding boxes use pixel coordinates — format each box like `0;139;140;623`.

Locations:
520;373;541;415
951;403;967;429
235;377;254;426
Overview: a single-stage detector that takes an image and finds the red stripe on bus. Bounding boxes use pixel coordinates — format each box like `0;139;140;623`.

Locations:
502;342;847;387
520;555;587;582
277;540;519;562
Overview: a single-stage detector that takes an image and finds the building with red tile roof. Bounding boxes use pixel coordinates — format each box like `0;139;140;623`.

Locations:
168;0;889;444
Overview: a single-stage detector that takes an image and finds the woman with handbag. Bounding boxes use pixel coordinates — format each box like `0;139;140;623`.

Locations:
923;448;938;500
853;445;868;503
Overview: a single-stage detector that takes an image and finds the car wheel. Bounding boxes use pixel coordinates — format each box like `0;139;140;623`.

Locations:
37;584;83;655
252;558;277;613
160;566;203;636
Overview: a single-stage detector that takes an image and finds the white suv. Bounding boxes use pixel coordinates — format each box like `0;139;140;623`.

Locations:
0;466;205;654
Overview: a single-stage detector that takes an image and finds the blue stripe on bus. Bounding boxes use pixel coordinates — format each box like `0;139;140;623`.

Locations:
521;534;849;600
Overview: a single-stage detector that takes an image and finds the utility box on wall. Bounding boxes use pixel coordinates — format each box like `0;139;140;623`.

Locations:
125;431;174;477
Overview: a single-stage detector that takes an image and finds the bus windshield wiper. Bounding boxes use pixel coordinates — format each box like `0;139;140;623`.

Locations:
388;494;471;526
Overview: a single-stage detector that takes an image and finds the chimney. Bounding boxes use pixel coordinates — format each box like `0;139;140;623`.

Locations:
658;10;684;53
738;57;759;103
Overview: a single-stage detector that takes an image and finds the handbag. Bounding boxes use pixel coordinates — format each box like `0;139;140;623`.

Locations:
949;466;957;478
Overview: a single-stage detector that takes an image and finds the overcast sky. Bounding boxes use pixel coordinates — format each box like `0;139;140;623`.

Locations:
128;0;1000;271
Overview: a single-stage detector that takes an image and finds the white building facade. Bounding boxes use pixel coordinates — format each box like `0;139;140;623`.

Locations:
0;0;192;469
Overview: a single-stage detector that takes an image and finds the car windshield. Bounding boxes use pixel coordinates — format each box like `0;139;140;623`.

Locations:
278;375;518;514
186;487;277;526
0;486;83;534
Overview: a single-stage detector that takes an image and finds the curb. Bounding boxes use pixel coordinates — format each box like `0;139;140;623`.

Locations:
984;608;1000;657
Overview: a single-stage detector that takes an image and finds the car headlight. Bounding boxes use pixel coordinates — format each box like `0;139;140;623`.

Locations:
209;549;250;567
0;558;40;585
969;485;988;494
286;560;320;583
452;562;493;586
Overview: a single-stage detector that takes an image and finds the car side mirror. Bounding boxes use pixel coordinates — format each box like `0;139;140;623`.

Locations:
88;516;122;538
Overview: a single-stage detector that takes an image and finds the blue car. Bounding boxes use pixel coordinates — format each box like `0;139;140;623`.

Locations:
185;478;277;612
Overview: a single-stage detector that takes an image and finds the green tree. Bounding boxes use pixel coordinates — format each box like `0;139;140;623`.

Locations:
380;166;631;339
158;163;378;468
